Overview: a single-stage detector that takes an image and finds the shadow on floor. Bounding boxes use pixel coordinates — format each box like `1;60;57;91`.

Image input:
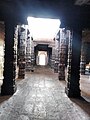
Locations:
70;96;90;116
0;95;11;104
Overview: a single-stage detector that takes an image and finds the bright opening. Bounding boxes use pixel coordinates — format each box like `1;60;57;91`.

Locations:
37;51;47;66
27;17;61;40
39;54;46;66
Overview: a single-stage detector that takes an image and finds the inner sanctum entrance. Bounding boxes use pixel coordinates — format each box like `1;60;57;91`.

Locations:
38;51;47;66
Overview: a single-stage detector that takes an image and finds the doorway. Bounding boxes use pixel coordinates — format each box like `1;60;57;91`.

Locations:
38;51;47;66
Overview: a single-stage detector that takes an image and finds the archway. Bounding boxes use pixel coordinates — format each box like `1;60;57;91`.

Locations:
38;51;47;66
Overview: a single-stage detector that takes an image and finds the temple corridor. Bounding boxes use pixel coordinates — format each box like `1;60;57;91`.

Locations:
0;66;90;120
0;0;90;120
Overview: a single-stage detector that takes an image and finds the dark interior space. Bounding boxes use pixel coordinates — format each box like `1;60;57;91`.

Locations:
0;0;90;120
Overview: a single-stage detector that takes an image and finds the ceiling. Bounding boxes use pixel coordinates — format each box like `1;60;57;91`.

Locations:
75;0;90;5
0;0;90;28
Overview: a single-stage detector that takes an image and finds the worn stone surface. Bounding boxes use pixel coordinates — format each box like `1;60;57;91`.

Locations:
80;74;90;102
0;66;90;120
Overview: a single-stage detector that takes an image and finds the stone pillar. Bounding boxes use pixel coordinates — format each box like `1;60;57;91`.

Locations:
58;28;67;80
50;40;55;69
14;26;18;79
18;25;27;78
0;22;5;94
80;42;86;75
1;20;16;95
26;29;31;71
31;37;35;71
54;31;60;73
65;28;82;97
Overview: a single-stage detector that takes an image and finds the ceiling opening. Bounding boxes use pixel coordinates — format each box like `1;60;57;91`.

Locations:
27;17;61;40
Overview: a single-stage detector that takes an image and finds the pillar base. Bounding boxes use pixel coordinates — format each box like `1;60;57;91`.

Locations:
80;72;85;75
54;69;58;73
1;84;17;95
65;87;81;98
18;75;25;79
58;76;65;80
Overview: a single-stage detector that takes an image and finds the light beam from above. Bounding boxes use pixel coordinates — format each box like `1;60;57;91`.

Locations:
27;17;61;40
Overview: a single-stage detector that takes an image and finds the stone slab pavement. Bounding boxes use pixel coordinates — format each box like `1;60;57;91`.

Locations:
0;66;90;120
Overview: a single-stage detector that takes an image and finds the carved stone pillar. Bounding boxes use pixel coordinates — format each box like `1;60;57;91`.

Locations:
31;37;35;71
58;28;67;80
1;19;16;95
80;42;86;75
54;36;59;73
0;22;5;94
26;29;31;71
14;26;18;79
50;41;55;69
18;25;27;78
65;28;82;97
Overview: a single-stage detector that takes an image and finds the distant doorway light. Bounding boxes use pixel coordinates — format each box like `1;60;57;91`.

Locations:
27;17;61;40
39;54;46;66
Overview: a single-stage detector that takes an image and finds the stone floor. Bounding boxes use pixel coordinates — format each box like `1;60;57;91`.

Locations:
80;74;90;102
0;66;90;120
